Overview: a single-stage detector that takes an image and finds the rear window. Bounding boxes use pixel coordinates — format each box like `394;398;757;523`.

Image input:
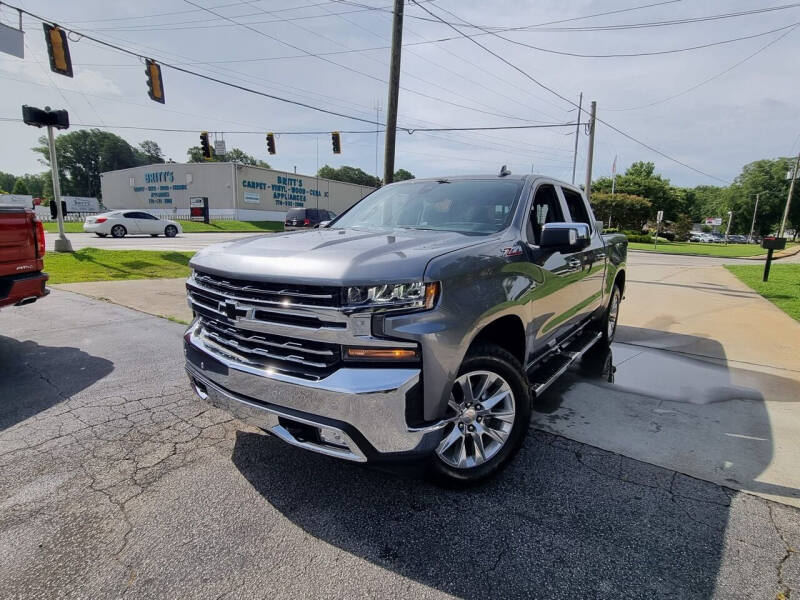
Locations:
286;209;306;219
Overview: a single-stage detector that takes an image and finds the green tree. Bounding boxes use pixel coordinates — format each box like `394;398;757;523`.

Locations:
318;165;380;187
186;145;269;167
593;161;675;220
673;214;694;241
138;140;165;164
34;129;148;198
0;172;15;192
393;169;415;182
224;148;270;167
590;192;652;231
11;179;28;195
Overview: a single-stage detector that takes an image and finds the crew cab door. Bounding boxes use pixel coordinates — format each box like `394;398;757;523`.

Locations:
522;181;589;354
557;185;606;322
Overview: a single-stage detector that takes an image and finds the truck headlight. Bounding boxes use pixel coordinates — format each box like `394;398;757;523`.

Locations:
344;281;439;312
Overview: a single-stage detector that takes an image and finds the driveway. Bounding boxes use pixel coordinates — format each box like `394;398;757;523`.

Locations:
1;292;799;599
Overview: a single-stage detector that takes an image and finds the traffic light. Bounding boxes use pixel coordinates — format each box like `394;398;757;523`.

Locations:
22;105;69;130
200;131;211;160
266;132;276;155
145;59;165;104
42;24;73;77
331;131;341;154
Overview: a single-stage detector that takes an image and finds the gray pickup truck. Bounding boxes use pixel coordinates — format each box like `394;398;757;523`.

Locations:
184;173;627;483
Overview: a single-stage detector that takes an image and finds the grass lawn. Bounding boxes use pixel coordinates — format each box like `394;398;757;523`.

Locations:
45;248;194;284
43;222;84;233
627;241;797;258
43;220;282;234
176;220;282;233
725;264;800;322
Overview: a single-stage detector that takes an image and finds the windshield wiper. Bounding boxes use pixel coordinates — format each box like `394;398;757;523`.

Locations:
437;179;451;184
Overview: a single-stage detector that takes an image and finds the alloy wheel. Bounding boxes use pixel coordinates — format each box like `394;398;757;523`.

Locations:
436;370;516;469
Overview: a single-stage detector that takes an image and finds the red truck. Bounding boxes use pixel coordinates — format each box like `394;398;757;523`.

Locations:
0;205;48;309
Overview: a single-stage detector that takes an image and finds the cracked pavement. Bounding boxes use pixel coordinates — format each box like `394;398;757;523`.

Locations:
1;290;798;599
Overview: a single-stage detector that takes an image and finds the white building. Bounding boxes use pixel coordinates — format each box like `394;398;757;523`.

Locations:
100;162;375;221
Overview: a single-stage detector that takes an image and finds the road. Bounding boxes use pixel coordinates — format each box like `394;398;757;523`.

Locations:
44;231;261;251
1;292;798;599
48;230;800;264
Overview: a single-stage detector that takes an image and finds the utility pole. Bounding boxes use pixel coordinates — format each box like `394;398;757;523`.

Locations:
375;100;381;184
583;100;597;203
383;0;404;185
778;151;800;238
748;192;763;243
45;119;72;253
571;92;582;185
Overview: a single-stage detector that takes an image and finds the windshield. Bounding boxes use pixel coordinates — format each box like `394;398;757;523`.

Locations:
331;179;523;235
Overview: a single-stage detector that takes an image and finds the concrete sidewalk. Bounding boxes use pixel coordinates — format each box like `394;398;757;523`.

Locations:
54;278;192;324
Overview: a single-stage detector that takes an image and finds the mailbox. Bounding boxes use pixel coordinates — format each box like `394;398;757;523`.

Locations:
189;196;209;224
761;237;786;251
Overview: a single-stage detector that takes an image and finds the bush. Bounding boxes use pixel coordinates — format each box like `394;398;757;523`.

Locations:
626;234;653;243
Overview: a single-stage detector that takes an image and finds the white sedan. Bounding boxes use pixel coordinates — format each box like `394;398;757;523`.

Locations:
84;211;183;238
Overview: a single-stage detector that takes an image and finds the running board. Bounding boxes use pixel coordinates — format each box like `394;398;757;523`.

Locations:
528;331;603;397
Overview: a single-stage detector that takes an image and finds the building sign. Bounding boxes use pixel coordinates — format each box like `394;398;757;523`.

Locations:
144;171;174;184
704;217;723;226
243;175;329;208
244;192;260;204
134;171;183;204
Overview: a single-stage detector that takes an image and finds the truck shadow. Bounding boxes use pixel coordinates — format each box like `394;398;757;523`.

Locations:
232;428;733;598
535;326;800;503
0;335;114;431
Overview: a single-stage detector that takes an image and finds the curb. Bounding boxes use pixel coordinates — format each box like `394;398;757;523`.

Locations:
629;245;799;260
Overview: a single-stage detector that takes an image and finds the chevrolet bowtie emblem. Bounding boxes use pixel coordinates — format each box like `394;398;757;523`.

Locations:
220;300;238;320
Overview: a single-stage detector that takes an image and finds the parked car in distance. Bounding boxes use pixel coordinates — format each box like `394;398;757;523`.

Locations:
185;172;627;484
0;204;48;309
84;211;182;238
284;208;337;230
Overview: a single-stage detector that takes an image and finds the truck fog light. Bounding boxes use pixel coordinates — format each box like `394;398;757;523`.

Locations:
319;427;348;448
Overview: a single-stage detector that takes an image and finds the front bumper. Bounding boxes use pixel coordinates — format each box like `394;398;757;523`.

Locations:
184;322;445;462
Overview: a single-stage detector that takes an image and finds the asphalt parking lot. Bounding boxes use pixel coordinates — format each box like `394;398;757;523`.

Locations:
2;291;798;599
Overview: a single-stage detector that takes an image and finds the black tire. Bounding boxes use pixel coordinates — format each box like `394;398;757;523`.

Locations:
598;284;622;346
164;225;178;238
95;233;107;238
428;343;531;486
111;225;126;238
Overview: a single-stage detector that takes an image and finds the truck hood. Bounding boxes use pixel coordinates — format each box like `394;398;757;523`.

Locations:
190;227;492;285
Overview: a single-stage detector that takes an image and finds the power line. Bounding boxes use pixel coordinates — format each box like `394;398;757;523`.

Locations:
0;116;581;134
178;0;547;124
607;24;799;111
412;0;728;183
476;22;800;59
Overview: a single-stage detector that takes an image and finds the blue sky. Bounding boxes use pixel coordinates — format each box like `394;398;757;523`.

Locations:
1;0;798;187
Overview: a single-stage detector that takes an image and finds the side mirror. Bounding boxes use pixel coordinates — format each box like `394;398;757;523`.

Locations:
316;220;331;229
540;222;591;250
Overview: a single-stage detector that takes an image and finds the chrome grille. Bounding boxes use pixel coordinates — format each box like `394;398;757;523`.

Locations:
193;271;340;308
197;315;340;380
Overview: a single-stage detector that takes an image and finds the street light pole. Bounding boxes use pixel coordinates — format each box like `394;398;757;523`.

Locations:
748;192;763;243
778;151;800;238
724;210;733;245
46;122;73;253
